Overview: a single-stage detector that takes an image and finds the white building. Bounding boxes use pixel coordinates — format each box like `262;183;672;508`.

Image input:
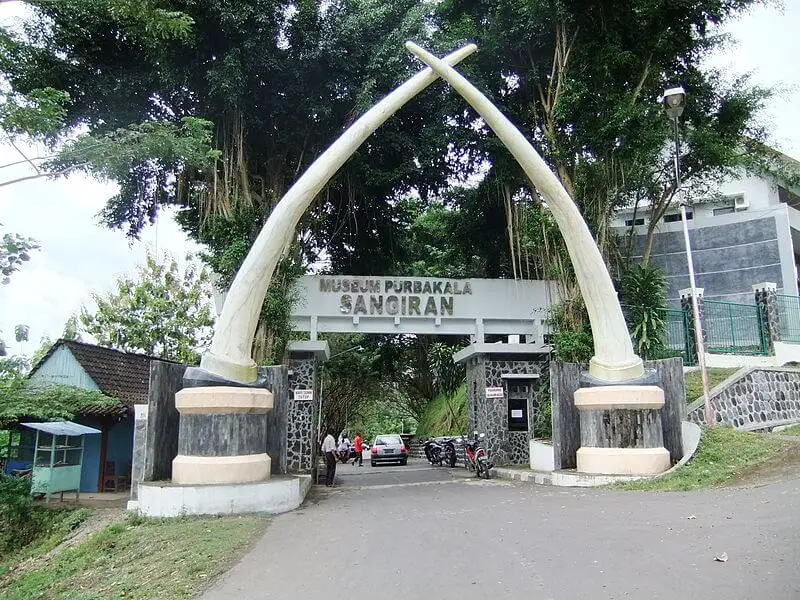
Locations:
613;158;800;306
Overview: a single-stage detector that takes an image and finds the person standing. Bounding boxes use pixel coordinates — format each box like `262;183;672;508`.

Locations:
322;430;337;486
352;433;363;466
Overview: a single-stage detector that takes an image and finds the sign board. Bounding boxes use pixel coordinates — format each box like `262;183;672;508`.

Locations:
294;389;314;401
287;275;556;341
486;387;505;399
511;409;524;419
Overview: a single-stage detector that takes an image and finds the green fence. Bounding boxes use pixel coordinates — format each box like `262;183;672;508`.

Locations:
656;307;694;366
703;300;767;355
776;294;800;343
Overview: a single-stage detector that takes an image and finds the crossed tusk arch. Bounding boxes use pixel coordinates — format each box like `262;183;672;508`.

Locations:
201;43;643;385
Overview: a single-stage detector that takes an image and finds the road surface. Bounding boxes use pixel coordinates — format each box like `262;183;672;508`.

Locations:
203;461;800;599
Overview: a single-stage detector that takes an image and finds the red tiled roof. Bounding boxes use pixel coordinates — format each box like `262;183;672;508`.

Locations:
30;339;171;406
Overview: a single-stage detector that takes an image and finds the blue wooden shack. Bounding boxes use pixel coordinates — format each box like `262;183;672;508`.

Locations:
6;340;160;493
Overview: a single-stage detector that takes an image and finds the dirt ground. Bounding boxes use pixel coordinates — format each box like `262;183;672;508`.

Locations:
724;439;800;488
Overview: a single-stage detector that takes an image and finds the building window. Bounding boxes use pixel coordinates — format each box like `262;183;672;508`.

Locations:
506;382;529;432
624;217;645;227
664;212;692;223
713;205;735;216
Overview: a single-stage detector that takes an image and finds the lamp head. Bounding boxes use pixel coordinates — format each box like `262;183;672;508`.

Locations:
662;86;686;119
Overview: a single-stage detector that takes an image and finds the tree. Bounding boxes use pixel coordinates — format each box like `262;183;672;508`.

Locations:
79;251;214;364
0;0;471;362
0;225;38;284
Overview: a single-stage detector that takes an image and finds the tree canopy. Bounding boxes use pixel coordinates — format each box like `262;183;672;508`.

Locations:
0;0;774;371
79;251;215;364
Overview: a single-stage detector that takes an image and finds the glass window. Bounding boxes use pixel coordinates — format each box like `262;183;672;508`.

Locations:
664;212;692;222
625;218;645;227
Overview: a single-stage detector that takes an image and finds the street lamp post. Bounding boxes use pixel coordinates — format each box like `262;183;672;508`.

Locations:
662;86;713;427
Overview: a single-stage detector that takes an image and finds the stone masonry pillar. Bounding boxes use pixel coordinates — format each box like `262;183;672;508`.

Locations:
753;282;780;354
680;287;705;365
171;386;273;485
286;341;329;474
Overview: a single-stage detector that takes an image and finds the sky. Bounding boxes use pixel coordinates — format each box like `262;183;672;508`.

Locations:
1;1;799;357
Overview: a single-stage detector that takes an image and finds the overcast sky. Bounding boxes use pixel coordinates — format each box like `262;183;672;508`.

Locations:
1;1;799;356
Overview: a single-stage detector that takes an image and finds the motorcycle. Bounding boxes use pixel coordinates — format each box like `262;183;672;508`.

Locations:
423;437;458;467
462;432;493;478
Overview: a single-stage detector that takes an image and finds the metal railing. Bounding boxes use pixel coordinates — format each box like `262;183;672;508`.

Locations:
703;300;767;355
655;307;694;366
776;294;800;344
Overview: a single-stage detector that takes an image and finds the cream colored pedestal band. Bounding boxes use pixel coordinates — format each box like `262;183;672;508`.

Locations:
574;385;665;411
576;447;670;475
172;453;271;485
175;386;274;414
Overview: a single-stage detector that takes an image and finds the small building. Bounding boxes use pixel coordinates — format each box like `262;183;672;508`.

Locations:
16;340;162;493
613;158;800;305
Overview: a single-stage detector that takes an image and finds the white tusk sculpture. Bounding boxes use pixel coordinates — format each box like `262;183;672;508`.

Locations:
201;44;478;384
405;41;643;382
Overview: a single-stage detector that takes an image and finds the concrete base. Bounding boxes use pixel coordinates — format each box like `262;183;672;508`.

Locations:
576;447;670;475
136;475;312;518
529;440;555;472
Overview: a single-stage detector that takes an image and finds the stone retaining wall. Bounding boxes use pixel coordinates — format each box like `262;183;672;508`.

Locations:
687;366;800;430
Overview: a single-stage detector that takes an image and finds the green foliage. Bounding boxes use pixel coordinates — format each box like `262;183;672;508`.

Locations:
0;88;70;141
548;297;594;363
80;250;215;364
52;118;220;236
615;427;795;492
0;384;123;427
0;476;89;557
1;226;39;285
620;264;667;360
427;342;466;397
415;385;467;438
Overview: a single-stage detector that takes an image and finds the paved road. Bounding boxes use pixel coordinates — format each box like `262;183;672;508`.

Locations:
203;465;800;600
332;458;470;487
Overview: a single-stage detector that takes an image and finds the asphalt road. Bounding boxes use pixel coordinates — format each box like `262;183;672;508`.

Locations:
202;463;800;600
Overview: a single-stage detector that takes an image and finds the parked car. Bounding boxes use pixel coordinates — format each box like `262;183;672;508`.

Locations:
370;434;408;467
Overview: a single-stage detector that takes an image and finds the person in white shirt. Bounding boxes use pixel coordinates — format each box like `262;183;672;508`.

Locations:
322;431;337;486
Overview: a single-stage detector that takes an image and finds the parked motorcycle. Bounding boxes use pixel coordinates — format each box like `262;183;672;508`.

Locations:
423;437;458;467
462;432;493;478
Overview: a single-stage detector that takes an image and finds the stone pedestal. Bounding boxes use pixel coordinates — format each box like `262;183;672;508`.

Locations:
574;382;670;475
171;386;273;485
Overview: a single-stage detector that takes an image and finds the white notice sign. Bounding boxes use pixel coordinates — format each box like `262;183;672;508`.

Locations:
511;409;523;419
294;389;314;401
486;387;504;399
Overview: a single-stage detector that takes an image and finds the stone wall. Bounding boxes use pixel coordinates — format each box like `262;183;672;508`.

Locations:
259;365;289;475
143;361;186;482
687;366;800;430
466;354;547;466
286;355;319;473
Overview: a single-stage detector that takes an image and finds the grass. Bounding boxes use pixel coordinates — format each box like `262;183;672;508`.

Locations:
0;514;269;599
684;367;737;404
0;507;92;576
614;427;796;492
779;425;800;437
415;385;467;438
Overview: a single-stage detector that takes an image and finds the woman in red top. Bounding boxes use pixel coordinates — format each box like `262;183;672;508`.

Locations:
352;434;363;466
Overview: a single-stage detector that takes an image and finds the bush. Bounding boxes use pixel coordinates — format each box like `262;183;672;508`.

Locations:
415;385;467;438
0;475;88;556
